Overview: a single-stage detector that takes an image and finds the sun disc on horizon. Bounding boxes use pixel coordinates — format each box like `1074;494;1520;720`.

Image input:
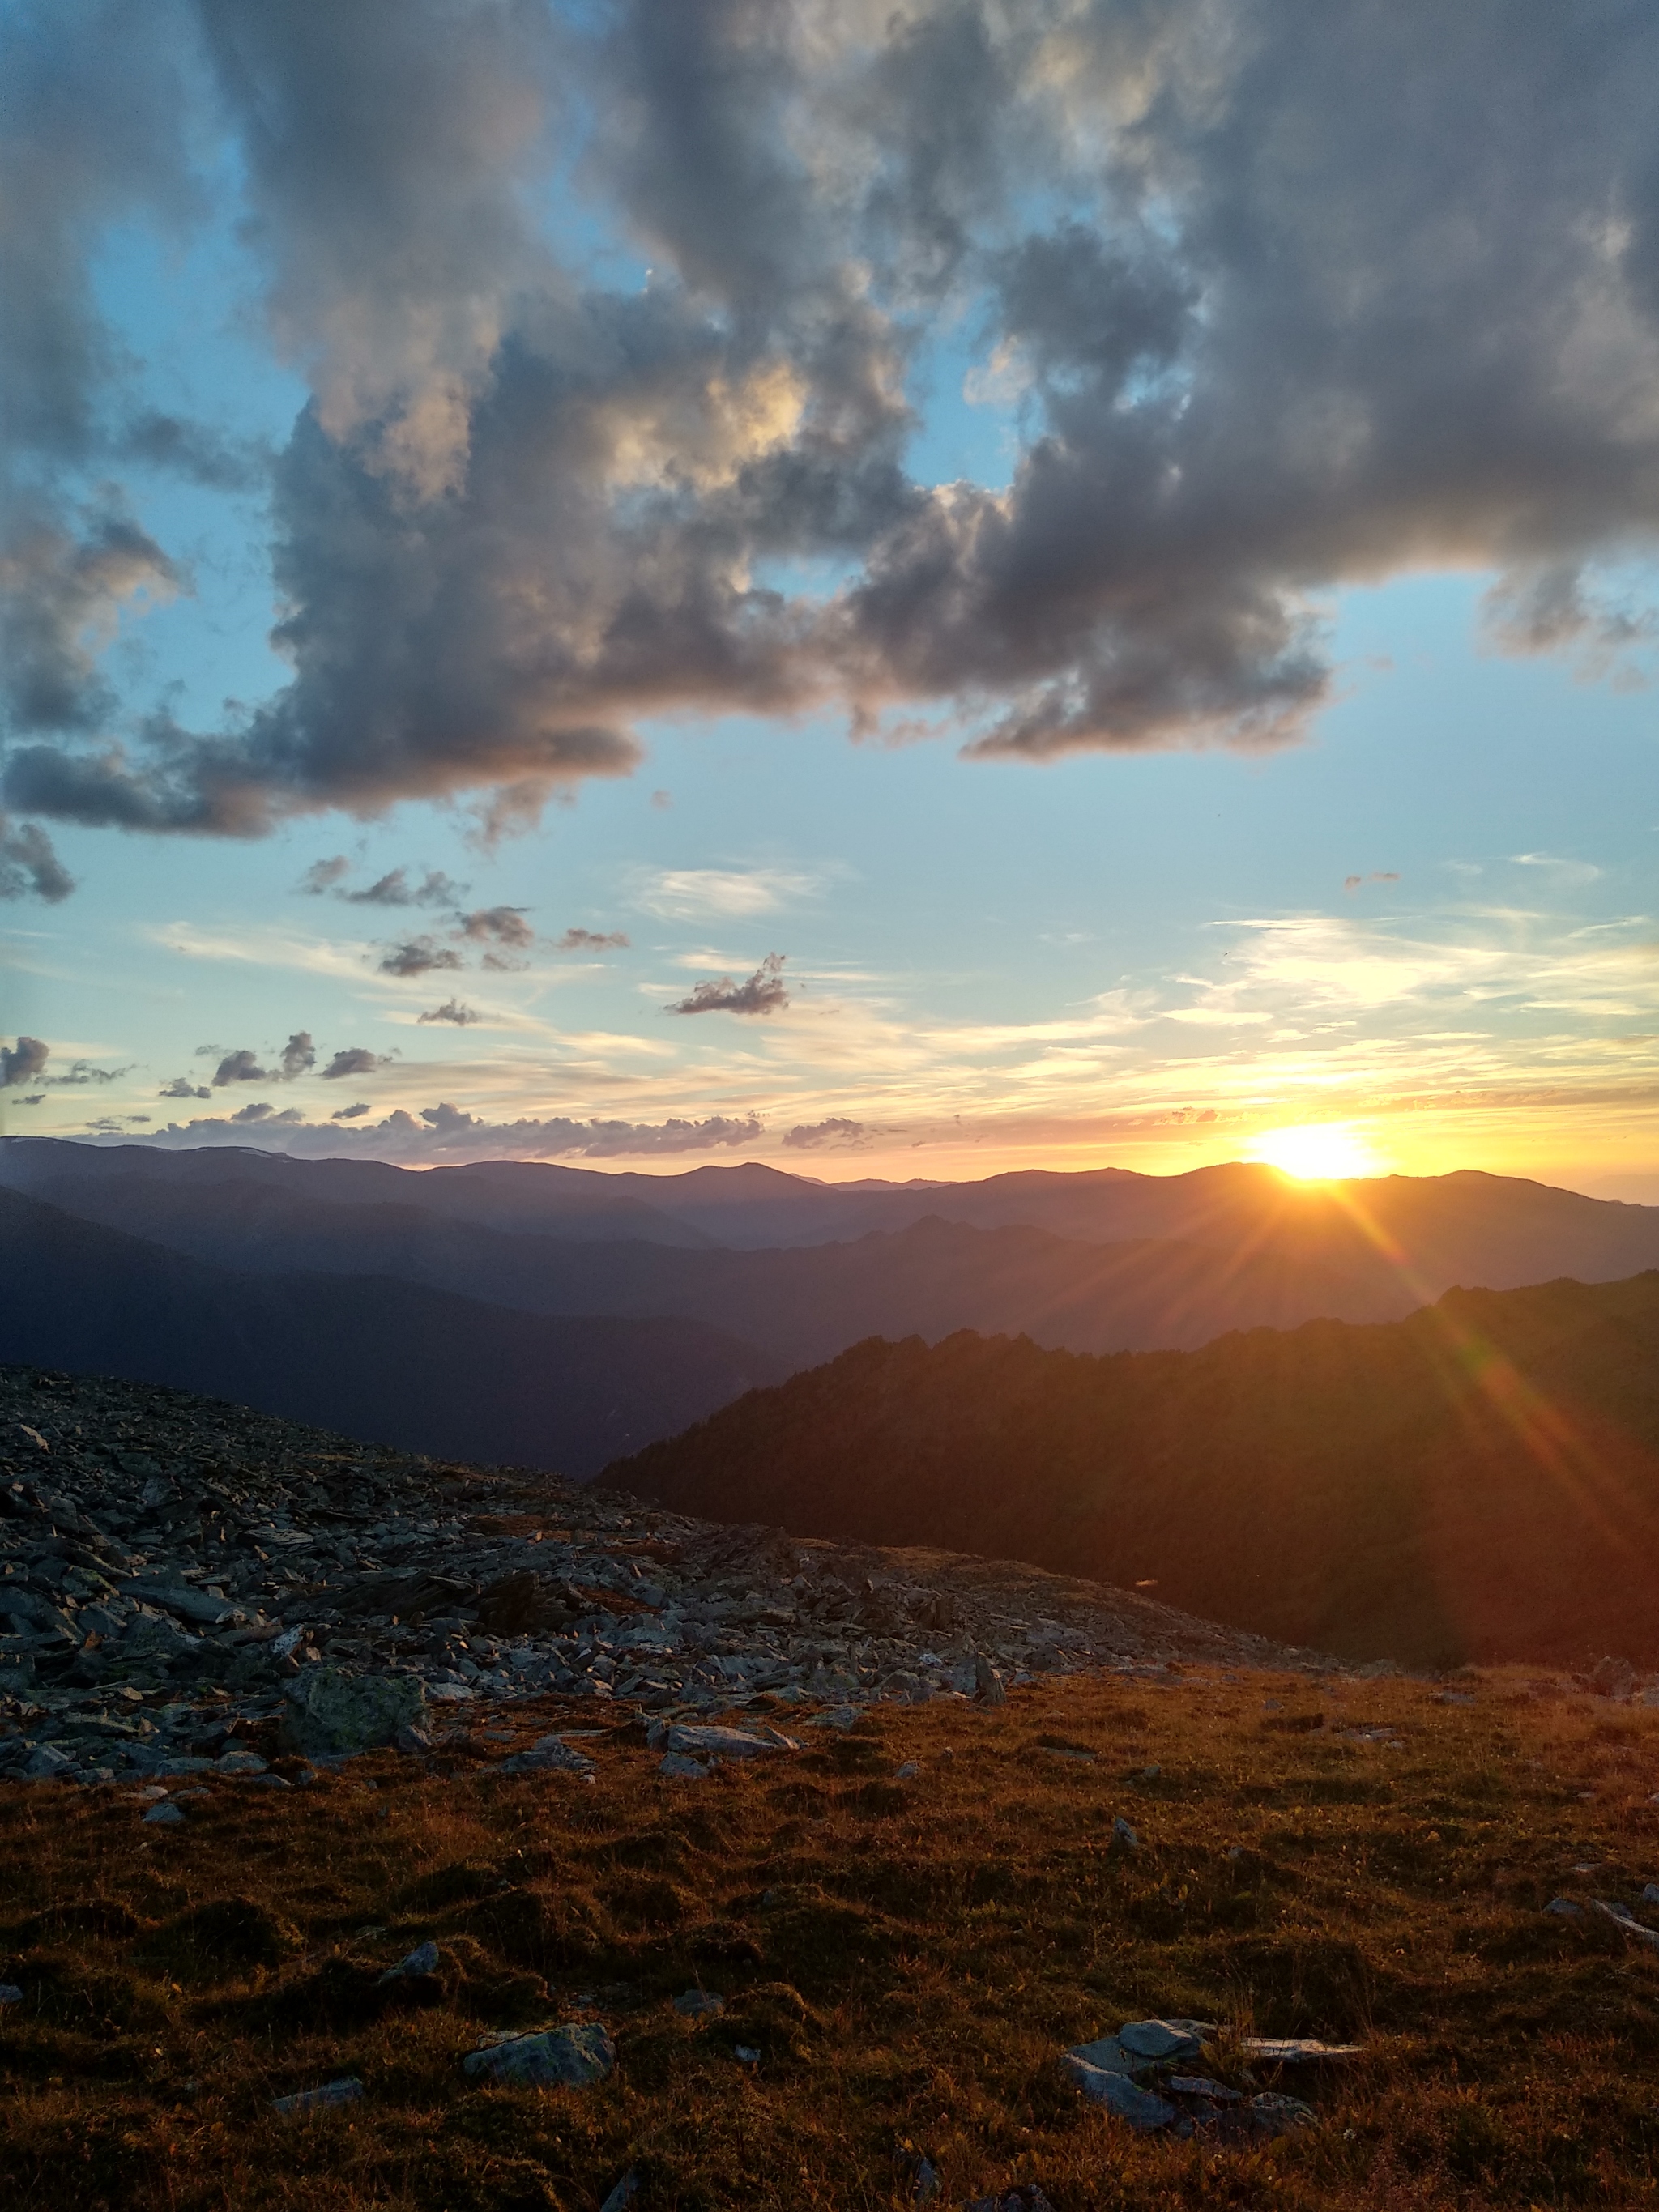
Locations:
1248;1123;1382;1181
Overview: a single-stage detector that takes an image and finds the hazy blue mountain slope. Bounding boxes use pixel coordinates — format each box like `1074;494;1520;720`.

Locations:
0;1187;779;1475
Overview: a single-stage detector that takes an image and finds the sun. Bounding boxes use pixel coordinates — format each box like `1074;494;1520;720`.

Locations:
1248;1123;1383;1181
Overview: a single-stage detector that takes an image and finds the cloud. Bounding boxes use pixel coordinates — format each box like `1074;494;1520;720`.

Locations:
456;904;533;969
300;857;466;906
345;869;419;907
332;1101;373;1120
298;855;351;895
379;936;463;978
0;815;73;901
15;4;1659;833
668;952;790;1017
555;927;629;952
211;1048;268;1086
1344;871;1401;893
639;868;823;919
1;1035;49;1088
207;1034;313;1086
45;1059;128;1087
416;998;480;1025
120;409;262;492
129;1103;767;1161
279;1030;315;1078
0;505;181;739
160;1076;210;1100
783;1115;871;1149
320;1046;392;1080
1482;564;1659;683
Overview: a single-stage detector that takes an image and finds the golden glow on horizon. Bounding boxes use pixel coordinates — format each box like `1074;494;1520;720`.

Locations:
1247;1123;1384;1182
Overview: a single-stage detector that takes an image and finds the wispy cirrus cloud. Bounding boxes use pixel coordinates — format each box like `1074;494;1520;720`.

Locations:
636;867;830;919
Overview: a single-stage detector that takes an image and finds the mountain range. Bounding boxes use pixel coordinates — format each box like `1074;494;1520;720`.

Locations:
10;1136;1659;1549
0;1185;778;1475
610;1271;1659;1668
10;1140;1659;1366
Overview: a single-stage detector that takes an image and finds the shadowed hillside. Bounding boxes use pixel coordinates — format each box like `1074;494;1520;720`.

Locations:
0;1187;780;1474
611;1272;1659;1668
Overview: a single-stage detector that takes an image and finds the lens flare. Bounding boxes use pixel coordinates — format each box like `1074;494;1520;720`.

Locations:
1248;1123;1382;1181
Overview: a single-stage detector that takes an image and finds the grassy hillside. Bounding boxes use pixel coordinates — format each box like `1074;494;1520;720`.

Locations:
5;1669;1659;2211
612;1272;1659;1668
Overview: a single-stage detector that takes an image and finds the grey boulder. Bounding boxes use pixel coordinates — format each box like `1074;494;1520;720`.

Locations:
462;2022;615;2088
281;1668;426;1757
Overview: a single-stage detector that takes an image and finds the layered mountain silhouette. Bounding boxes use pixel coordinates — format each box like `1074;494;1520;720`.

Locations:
0;1187;779;1474
9;1138;1659;1365
611;1273;1659;1669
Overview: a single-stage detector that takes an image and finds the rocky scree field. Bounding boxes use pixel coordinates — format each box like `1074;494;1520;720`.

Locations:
4;1368;1659;2209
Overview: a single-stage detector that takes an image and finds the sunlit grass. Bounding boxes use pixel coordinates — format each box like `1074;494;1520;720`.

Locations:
3;1668;1658;2210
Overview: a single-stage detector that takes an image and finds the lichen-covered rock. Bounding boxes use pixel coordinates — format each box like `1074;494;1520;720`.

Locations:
462;2022;615;2088
280;1667;425;1757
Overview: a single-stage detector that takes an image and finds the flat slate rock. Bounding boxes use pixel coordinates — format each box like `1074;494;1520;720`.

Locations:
1118;2018;1209;2062
1240;2036;1363;2063
271;2078;364;2116
1063;2055;1178;2129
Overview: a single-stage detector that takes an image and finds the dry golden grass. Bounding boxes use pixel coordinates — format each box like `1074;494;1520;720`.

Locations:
4;1667;1659;2210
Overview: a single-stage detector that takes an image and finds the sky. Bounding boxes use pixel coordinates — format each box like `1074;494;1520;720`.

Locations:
3;0;1659;1197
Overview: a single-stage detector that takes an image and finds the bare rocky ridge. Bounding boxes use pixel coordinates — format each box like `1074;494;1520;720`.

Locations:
0;1364;1335;1786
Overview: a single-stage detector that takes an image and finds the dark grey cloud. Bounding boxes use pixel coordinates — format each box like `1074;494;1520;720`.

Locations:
416;998;480;1025
0;815;72;901
344;869;414;906
352;865;465;906
160;1075;211;1100
457;903;533;970
0;0;196;462
132;1102;766;1160
668;953;789;1017
0;505;181;736
298;855;349;894
298;857;465;905
320;1046;391;1081
783;1116;870;1151
457;906;532;945
1;1035;49;1088
378;936;463;978
11;2;1659;835
555;927;629;952
208;1034;312;1085
211;1048;267;1086
119;409;262;490
45;1059;127;1087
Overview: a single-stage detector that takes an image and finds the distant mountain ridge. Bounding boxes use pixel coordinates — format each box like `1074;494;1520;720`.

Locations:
10;1139;1659;1367
608;1272;1659;1669
0;1187;780;1475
